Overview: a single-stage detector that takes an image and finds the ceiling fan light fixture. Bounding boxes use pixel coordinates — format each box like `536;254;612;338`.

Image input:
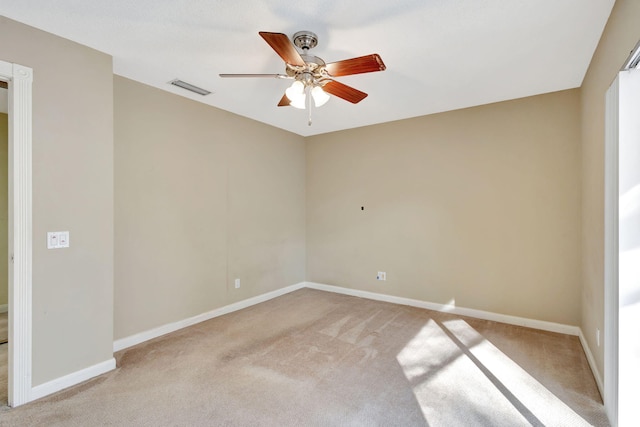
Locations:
286;80;306;109
311;86;330;107
289;95;306;109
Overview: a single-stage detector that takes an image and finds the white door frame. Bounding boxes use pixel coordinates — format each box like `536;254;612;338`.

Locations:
0;60;33;407
604;73;619;427
604;42;640;427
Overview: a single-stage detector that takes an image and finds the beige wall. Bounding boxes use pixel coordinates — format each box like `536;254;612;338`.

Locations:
307;89;582;325
0;113;6;308
114;77;305;340
0;17;114;385
580;0;640;379
0;1;632;392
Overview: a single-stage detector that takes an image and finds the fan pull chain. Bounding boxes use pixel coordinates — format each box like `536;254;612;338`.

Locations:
306;85;312;126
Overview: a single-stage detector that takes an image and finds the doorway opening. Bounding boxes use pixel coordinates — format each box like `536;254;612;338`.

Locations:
0;79;8;406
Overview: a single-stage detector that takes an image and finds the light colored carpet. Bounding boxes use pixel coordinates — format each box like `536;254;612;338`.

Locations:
0;289;608;426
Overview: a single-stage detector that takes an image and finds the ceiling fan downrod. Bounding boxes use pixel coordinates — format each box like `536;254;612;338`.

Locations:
307;85;313;126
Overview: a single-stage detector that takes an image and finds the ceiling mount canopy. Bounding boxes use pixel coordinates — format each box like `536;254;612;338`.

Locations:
220;30;386;126
293;30;318;51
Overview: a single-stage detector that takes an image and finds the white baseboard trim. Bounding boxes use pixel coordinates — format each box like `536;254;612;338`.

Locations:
30;357;116;402
110;280;603;402
0;304;7;313
113;282;307;352
578;329;604;398
304;282;581;336
309;282;608;400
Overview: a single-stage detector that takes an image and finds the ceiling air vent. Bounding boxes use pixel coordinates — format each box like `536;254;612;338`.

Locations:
169;79;211;96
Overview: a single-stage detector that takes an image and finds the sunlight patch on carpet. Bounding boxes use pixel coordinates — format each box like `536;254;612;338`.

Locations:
397;318;591;426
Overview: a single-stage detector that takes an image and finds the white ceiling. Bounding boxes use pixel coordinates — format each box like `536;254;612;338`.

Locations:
0;1;614;136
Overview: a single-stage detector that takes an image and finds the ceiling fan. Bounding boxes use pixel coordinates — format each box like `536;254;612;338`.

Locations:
220;31;386;125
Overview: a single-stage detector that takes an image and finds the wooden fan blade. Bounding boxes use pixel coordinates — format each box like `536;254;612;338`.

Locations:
219;73;290;79
259;32;305;66
322;81;368;104
277;93;290;107
325;54;386;77
0;81;7;89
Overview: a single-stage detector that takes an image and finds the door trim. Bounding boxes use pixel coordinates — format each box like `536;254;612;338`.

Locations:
604;73;619;427
0;60;33;407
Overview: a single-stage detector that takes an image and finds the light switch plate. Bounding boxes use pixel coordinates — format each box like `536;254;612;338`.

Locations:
47;231;70;249
47;232;59;249
58;231;69;248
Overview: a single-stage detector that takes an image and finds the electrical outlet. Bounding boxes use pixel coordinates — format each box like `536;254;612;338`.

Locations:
376;271;386;281
234;278;240;289
597;329;600;347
